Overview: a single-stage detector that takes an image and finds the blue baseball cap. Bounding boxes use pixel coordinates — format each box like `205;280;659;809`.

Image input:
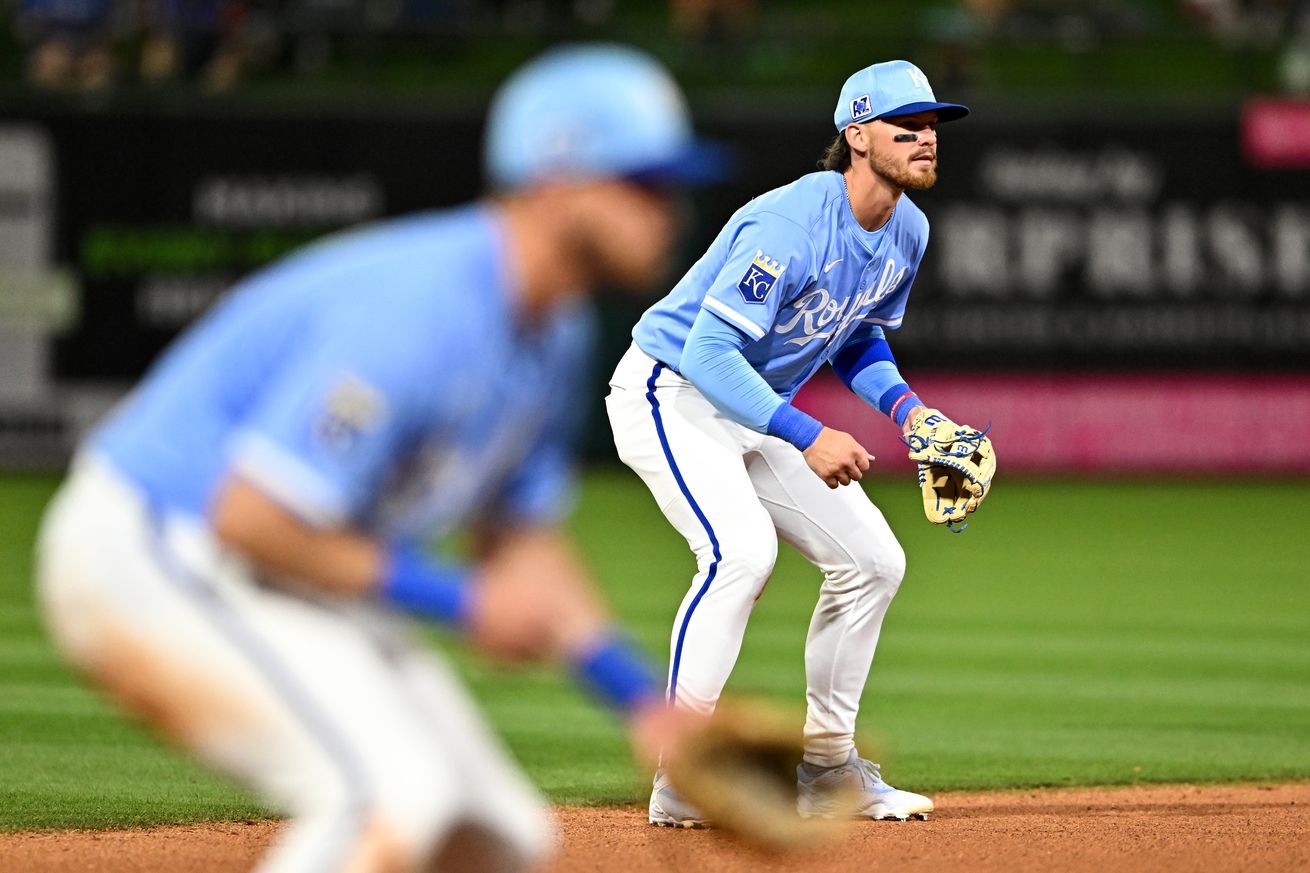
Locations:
485;44;726;189
833;60;970;130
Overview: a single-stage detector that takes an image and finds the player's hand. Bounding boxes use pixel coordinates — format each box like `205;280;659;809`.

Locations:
901;403;927;437
802;427;874;488
629;699;847;850
904;408;996;530
469;529;606;662
628;698;710;770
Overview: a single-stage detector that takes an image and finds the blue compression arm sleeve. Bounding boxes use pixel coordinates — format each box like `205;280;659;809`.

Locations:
680;307;823;450
831;327;922;427
379;547;474;625
573;634;661;712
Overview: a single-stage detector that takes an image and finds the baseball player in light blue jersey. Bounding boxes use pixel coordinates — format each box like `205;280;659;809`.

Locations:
36;45;722;873
608;59;969;826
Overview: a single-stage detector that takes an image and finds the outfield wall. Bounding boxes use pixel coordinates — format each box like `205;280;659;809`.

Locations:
0;100;1307;471
796;372;1310;476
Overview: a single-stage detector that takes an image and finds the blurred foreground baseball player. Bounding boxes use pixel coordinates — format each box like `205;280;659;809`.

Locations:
608;60;982;826
36;45;724;873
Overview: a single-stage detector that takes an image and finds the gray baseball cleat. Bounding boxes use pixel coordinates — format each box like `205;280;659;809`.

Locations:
797;750;933;821
648;769;711;828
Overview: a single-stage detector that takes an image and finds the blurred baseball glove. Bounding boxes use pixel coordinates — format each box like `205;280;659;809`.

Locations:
661;702;850;851
904;408;996;532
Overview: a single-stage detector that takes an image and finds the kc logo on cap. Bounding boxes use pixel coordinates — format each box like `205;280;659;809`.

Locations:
905;65;931;92
833;60;971;131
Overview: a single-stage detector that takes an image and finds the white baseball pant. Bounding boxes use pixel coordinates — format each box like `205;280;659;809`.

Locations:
36;456;554;873
607;343;907;766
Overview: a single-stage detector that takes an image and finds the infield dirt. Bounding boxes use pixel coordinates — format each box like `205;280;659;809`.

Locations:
2;783;1306;872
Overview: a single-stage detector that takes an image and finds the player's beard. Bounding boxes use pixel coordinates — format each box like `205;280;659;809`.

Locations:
871;147;937;191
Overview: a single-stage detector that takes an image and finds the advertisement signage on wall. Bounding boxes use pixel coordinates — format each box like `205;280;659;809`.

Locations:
891;118;1310;370
2;102;1308;468
11;106;1302;377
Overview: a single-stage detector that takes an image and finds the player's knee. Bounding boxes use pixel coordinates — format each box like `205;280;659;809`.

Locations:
269;797;417;873
343;816;419;873
884;543;907;589
870;542;907;591
425;811;556;873
427;812;555;870
335;753;550;873
332;750;460;859
720;532;778;587
841;540;906;594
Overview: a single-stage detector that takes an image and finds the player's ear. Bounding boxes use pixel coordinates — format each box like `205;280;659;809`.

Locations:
844;123;869;156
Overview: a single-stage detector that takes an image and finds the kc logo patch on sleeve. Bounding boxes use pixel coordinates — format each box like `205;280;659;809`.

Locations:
315;374;387;452
737;250;785;304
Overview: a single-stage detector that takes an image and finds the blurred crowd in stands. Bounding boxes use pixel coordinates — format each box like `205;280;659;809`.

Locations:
935;0;1310;95
1181;0;1310;91
15;0;248;90
9;0;594;91
6;0;1310;96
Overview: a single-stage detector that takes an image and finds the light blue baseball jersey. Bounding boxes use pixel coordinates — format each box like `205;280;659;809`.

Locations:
633;170;927;402
92;205;594;543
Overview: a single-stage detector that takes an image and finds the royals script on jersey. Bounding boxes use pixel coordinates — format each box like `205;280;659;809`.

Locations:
633;171;928;400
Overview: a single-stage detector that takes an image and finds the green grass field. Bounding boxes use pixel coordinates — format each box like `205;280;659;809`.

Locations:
2;472;1308;830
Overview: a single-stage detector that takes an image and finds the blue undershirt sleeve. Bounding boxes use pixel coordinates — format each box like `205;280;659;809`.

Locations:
679;309;779;431
832;325;894;389
679;308;823;450
831;325;922;427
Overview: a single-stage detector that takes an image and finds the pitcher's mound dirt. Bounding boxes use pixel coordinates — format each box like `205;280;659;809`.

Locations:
3;783;1306;873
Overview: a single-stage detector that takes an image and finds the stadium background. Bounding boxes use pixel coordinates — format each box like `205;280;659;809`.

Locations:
1;0;1308;840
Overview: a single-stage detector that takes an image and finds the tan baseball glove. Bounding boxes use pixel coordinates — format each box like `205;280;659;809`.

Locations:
904;408;996;532
662;702;850;850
